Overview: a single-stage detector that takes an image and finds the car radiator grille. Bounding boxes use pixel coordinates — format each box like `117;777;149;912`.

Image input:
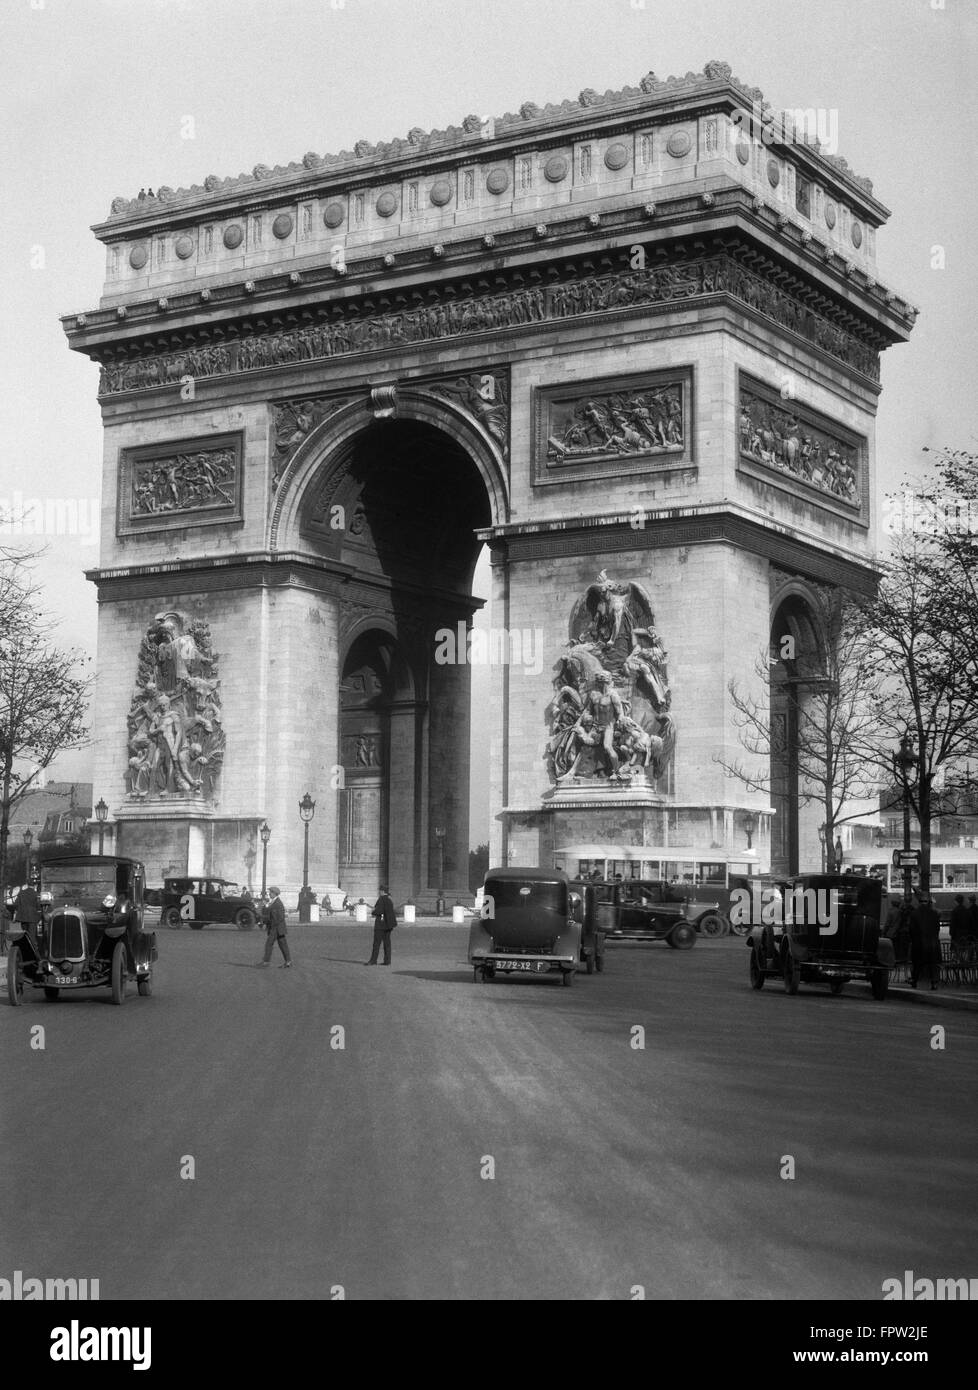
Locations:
49;912;85;959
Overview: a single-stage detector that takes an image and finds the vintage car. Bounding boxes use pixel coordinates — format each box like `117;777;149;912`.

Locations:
160;876;259;930
6;855;156;1006
468;868;592;986
747;872;893;999
603;879;698;949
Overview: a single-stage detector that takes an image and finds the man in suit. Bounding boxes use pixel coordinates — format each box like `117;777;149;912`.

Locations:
258;886;292;967
5;882;41;953
366;886;397;965
909;891;941;990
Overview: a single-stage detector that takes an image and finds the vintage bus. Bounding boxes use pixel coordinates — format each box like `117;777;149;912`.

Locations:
842;846;978;925
552;845;768;935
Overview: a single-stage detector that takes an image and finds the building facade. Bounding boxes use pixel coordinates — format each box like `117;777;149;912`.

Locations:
63;62;915;901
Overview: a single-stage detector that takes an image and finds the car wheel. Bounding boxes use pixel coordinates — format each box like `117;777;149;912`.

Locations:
871;968;889;1001
783;950;801;995
561;968;574;986
749;949;765;990
43;986;60;1002
729;916;749;937
829;979;845;995
163;907;182;929
137;974;153;997
235;908;257;931
7;946;24;1006
699;912;725;938
110;941;127;1005
668;922;697;951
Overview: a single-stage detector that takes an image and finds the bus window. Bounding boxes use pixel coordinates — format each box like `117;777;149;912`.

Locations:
699;861;725;886
946;864;978;888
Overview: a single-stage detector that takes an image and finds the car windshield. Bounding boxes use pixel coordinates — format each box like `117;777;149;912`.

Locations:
44;866;117;900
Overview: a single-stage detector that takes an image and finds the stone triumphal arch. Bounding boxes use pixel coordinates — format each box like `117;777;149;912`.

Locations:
64;61;915;899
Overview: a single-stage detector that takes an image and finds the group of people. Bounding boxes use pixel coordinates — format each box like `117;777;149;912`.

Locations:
255;886;398;969
884;890;962;991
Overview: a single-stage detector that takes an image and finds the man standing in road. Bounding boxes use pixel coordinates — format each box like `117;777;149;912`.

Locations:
366;886;397;965
258;886;292;968
5;882;41;954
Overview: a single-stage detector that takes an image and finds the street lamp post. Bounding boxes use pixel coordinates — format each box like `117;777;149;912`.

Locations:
894;732;918;905
298;793;316;923
259;821;271;896
22;828;33;882
434;826;446;917
742;813;756;851
818;824;826;873
834;836;843;873
94;798;108;855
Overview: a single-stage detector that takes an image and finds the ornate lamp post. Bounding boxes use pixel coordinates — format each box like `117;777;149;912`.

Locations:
22;827;33;881
894;731;918;904
434;825;446;917
298;793;316;923
94;797;108;855
259;821;271;896
818;824;826;873
742;813;756;851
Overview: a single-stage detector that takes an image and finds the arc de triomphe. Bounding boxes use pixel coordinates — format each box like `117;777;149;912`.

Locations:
63;61;914;902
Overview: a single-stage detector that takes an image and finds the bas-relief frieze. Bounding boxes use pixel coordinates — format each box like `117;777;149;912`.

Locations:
97;256;880;397
738;376;863;507
539;374;686;480
118;433;242;533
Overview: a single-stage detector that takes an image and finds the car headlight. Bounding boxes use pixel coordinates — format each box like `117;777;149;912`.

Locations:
102;894;117;909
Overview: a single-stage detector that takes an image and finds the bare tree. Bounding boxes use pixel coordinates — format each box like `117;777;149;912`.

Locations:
719;593;883;871
0;530;90;896
858;453;978;892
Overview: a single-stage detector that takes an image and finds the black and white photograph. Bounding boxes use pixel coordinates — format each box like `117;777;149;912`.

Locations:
1;0;976;1349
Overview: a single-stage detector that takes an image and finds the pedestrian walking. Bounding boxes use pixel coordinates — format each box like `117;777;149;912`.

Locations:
909;891;941;990
5;882;41;954
366;886;397;965
257;886;292;967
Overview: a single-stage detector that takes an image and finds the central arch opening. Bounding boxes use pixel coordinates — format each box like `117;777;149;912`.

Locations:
301;416;493;905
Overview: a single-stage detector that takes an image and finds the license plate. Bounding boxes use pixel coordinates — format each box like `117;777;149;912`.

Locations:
496;959;548;973
53;976;74;985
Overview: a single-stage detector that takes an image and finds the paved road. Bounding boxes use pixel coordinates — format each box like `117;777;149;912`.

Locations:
3;923;976;1301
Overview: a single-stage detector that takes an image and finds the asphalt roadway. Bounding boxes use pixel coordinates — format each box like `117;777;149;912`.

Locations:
2;920;977;1302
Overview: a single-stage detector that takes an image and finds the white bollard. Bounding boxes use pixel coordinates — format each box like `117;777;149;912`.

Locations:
309;903;320;923
354;903;369;923
403;904;416;924
452;904;466;924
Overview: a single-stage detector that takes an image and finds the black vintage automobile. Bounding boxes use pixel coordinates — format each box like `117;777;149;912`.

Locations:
604;879;698;949
160;876;259;930
6;855;157;1006
468;868;597;986
747;873;893;999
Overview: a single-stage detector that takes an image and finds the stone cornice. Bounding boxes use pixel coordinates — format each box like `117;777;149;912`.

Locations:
479;505;882;596
62;192;917;351
85;550;484;615
94;62;883;230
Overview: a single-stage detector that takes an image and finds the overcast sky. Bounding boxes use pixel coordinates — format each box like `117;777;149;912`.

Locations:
1;0;976;841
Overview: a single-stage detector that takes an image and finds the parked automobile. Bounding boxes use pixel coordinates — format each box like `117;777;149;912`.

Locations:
747;873;893;999
468;867;587;986
160;876;259;930
7;855;157;1006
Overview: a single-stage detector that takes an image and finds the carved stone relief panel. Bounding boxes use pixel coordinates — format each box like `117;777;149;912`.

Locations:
117;433;243;534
